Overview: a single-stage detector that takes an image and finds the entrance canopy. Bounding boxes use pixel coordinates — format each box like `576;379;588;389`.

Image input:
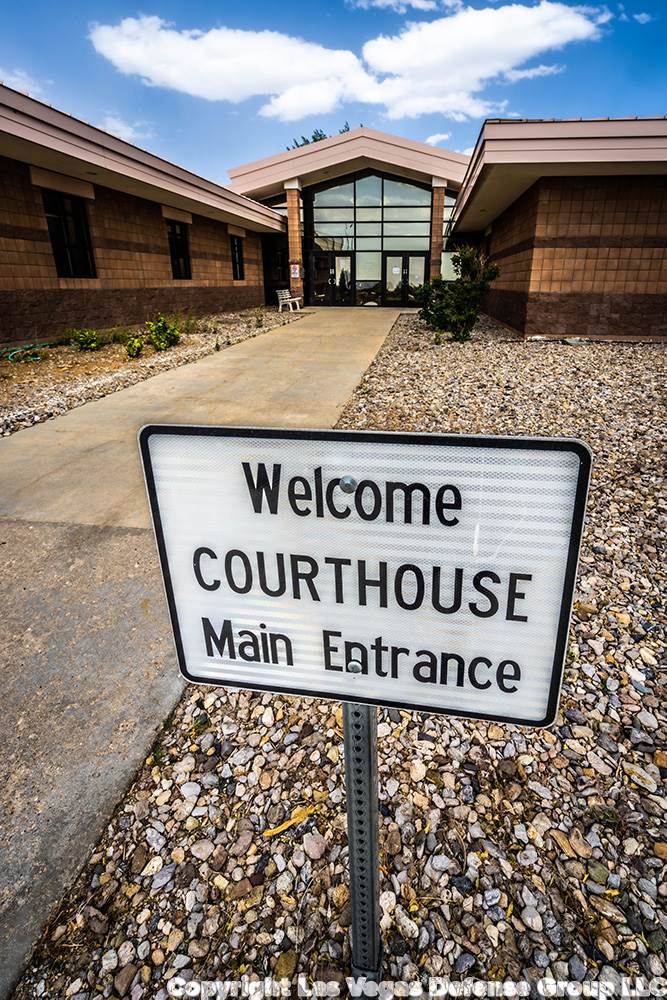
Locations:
228;128;469;200
229;129;470;307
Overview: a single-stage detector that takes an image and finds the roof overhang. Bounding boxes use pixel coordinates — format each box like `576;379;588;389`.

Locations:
452;118;667;233
0;85;285;234
228;128;470;200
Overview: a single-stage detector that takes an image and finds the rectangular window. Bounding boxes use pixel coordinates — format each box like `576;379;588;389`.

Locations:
166;220;192;280
383;237;430;250
42;189;96;278
383;206;431;221
356;208;382;222
355;222;382;237
383;179;431;206
313;182;354;207
313;221;355;238
383;221;431;237
313;208;354;222
230;234;245;280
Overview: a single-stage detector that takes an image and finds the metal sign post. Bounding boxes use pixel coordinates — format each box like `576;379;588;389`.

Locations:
343;700;382;980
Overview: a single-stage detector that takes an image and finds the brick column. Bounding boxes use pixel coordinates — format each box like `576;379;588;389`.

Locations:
429;178;447;282
285;179;304;301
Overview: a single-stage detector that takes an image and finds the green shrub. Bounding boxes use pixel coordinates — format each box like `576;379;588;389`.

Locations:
126;336;143;359
69;328;100;351
146;314;180;351
254;307;264;329
418;246;500;343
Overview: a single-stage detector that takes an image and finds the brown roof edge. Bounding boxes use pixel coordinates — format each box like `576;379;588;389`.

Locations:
452;116;667;233
0;83;285;232
228;126;470;178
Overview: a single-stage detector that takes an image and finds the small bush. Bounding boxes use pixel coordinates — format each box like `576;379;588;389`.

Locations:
254;307;264;329
69;328;100;351
146;314;180;351
126;336;143;359
418;246;500;343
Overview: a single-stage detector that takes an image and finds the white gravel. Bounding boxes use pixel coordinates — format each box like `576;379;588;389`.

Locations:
13;313;667;998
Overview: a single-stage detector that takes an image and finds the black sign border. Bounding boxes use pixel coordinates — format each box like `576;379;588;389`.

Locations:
139;425;591;729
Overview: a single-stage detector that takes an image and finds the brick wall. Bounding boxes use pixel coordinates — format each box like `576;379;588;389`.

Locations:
286;187;304;300
429;185;445;281
483;184;538;332
485;175;667;339
0;156;264;343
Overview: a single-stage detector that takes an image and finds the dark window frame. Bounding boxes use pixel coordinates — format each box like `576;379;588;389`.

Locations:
166;219;192;280
42;188;96;279
230;234;245;281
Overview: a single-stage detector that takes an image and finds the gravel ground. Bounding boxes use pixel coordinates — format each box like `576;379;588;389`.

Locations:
13;314;666;998
0;308;301;437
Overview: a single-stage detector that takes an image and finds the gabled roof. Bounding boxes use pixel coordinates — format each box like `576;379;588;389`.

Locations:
0;84;285;233
228;127;470;200
453;117;667;233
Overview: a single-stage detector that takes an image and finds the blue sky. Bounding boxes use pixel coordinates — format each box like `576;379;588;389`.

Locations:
1;0;664;184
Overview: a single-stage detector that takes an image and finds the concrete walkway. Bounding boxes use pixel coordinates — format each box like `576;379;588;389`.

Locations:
0;307;398;997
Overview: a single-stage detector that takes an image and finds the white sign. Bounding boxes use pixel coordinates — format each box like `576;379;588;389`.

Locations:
140;427;590;728
290;263;300;279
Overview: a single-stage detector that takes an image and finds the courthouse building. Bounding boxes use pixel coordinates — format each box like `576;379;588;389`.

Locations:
1;82;665;343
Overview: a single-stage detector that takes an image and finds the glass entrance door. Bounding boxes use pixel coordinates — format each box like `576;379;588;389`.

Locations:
382;253;428;306
310;253;354;305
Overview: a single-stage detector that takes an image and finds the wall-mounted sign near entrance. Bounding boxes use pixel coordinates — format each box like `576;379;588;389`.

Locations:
140;426;590;728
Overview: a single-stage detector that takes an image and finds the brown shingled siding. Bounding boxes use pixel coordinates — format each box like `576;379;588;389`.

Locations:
485;175;667;339
0;156;264;343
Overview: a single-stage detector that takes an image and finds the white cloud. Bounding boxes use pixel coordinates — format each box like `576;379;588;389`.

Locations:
633;12;652;23
350;0;438;11
90;4;607;123
90;16;376;122
504;63;565;81
425;132;451;145
0;67;42;95
362;2;603;118
459;146;475;155
99;114;153;143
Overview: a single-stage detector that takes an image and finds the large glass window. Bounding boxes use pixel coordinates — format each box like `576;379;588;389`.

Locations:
42;189;96;279
304;172;432;253
303;172;433;304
